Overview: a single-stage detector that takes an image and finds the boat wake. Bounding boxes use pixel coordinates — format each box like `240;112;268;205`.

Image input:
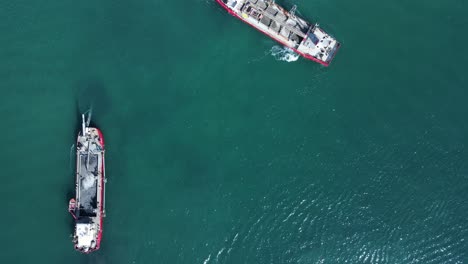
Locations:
84;107;92;127
269;46;299;62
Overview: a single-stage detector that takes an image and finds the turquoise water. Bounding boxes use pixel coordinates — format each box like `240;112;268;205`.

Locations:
1;0;468;263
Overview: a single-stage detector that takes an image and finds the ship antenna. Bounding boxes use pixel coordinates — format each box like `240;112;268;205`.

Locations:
86;141;91;170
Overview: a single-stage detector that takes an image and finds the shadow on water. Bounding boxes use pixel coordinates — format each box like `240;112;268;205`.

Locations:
74;77;112;126
66;113;77;235
64;100;79;235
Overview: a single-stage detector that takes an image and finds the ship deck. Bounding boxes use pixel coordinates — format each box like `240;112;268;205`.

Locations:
226;0;310;48
219;0;340;65
77;153;98;216
74;127;105;252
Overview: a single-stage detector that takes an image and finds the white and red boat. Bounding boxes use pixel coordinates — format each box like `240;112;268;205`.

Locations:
216;0;340;66
68;114;106;253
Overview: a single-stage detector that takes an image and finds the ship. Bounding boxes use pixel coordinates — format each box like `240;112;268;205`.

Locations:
68;114;106;253
215;0;340;66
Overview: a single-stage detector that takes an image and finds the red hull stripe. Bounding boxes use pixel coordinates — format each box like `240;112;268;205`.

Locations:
96;128;105;251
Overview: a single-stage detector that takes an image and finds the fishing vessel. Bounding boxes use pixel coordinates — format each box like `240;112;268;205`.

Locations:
215;0;340;66
68;114;106;253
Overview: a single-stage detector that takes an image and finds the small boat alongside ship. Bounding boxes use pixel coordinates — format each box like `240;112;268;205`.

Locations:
68;114;106;253
216;0;340;66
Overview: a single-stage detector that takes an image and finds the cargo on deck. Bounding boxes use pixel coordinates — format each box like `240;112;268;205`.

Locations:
216;0;340;66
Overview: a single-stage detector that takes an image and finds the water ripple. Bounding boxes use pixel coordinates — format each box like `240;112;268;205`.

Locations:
204;152;468;263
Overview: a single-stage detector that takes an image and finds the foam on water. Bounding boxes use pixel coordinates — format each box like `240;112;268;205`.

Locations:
269;46;299;62
204;148;468;263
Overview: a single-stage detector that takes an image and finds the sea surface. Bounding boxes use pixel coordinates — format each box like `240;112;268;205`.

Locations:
1;0;468;263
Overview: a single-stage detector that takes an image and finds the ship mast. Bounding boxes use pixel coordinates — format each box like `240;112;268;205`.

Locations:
82;114;91;170
81;114;86;136
86;141;91;170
